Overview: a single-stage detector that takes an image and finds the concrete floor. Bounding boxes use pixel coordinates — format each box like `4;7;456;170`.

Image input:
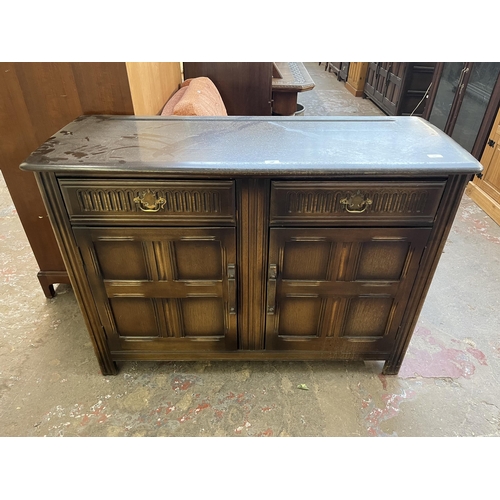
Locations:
1;62;499;438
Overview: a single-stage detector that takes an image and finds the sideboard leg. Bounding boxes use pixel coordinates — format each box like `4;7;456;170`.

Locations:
37;270;71;298
382;360;400;376
38;273;56;298
100;360;119;376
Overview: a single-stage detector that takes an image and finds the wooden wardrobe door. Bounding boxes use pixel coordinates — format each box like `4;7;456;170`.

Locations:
74;227;237;353
265;227;431;357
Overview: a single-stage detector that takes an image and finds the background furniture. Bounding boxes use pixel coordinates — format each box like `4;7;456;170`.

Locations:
22;115;481;376
466;106;500;225
424;62;500;159
325;63;350;82
183;63;273;116
364;62;436;117
345;63;369;97
0;62;182;297
271;62;315;115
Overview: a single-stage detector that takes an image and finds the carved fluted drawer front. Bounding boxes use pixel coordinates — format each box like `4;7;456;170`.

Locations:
59;179;236;225
270;181;446;226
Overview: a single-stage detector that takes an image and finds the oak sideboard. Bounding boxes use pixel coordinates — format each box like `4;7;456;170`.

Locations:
20;115;482;375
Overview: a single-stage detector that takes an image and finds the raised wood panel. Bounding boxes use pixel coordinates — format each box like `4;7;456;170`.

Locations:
282;240;331;280
181;298;225;337
110;298;160;337
265;227;431;353
173;239;223;280
125;62;182;115
343;297;395;338
74;227;237;351
93;240;149;279
278;297;323;337
355;240;410;281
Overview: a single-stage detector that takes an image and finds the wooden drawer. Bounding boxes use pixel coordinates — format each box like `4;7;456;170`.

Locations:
59;179;236;225
270;181;446;226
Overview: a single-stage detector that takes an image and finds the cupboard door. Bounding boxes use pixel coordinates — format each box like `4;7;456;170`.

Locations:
265;227;431;357
74;227;237;353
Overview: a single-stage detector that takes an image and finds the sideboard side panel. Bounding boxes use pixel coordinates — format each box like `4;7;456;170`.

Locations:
35;172;117;375
383;174;471;374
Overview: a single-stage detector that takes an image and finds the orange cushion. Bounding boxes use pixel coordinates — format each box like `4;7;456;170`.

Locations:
160;86;188;116
161;77;227;116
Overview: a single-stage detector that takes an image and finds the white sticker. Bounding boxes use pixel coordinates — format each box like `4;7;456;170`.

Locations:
427;154;443;158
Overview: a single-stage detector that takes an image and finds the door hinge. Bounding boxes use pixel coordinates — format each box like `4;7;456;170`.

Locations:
487;139;496;147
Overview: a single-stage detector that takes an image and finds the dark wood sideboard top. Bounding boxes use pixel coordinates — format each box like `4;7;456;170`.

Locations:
21;115;482;177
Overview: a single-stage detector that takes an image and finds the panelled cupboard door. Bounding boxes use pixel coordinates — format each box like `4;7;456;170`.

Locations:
74;227;237;353
265;227;431;357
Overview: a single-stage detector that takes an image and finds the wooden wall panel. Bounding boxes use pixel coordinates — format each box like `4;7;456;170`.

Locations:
71;62;134;115
0;62;182;297
0;63;83;281
126;62;182;115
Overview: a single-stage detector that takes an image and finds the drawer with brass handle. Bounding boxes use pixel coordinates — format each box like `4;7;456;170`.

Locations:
59;179;236;225
270;181;446;226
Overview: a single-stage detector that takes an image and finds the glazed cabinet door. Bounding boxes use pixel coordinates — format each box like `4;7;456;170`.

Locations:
74;227;237;354
265;227;431;358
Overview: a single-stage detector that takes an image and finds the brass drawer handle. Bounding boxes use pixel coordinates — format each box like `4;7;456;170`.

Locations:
340;191;373;213
133;190;166;212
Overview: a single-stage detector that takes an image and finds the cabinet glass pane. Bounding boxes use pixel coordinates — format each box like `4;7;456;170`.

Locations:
451;62;500;152
428;62;465;131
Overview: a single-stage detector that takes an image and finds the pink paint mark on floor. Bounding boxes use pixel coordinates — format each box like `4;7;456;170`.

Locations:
177;401;211;424
466;347;488;365
79;401;110;427
399;326;487;379
360;388;416;437
457;201;500;244
171;376;194;392
256;428;274;437
378;374;388;390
